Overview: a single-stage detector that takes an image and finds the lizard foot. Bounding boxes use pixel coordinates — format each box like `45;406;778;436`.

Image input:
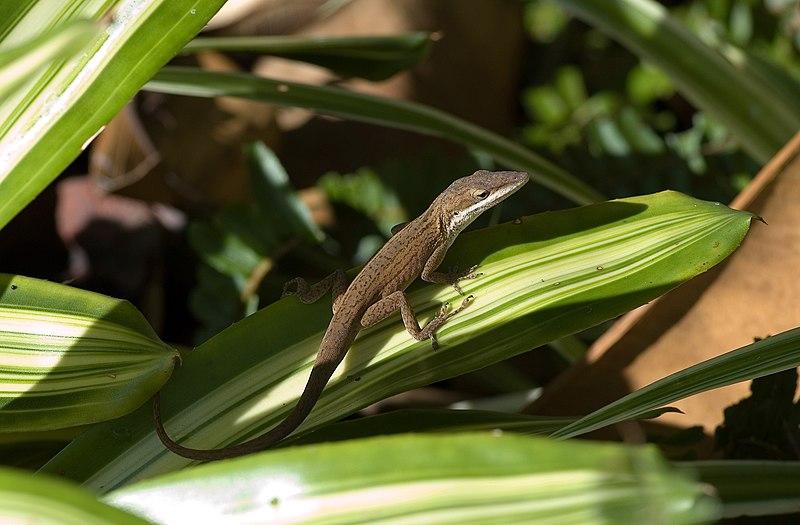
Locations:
448;265;482;295
428;295;474;350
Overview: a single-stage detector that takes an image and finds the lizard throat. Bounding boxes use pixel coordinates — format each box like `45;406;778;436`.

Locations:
445;183;522;237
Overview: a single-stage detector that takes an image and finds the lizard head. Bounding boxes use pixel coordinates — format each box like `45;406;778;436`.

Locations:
435;170;529;238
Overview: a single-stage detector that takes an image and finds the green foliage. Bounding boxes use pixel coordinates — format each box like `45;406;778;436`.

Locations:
189;143;324;343
522;0;800;200
522;65;670;157
0;274;177;435
688;461;800;518
0;0;228;230
0;465;153;525
318;168;407;238
104;434;720;525
0;19;98;100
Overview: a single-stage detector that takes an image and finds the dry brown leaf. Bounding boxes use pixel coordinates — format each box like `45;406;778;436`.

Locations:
528;131;800;447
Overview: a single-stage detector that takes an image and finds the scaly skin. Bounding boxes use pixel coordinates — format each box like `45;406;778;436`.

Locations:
154;170;529;461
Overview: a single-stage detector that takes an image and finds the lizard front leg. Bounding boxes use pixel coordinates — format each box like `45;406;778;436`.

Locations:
420;244;481;295
361;291;472;349
282;269;348;313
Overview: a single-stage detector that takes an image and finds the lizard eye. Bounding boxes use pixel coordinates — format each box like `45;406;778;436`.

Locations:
473;189;490;200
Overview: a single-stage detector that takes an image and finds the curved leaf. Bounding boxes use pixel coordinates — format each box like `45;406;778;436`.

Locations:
105;434;719;525
183;32;433;81
0;0;227;230
0;274;178;434
550;326;800;440
41;191;754;491
145;66;605;205
0;466;150;525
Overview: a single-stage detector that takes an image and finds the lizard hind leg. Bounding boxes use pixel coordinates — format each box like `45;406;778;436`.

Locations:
282;269;349;313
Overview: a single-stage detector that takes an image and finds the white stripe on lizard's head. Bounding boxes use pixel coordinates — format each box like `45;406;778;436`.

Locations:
433;170;529;240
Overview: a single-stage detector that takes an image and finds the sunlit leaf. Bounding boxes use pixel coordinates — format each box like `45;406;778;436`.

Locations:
0;0;227;230
0;466;150;525
0;274;177;434
551;326;800;440
105;434;719;525
41;191;754;491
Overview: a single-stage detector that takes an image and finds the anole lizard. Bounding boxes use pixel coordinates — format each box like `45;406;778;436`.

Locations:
154;170;529;460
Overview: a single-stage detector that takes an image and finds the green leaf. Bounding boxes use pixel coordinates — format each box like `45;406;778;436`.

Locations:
189;207;267;277
0;0;227;230
551;327;800;440
555;0;800;162
246;142;324;243
0;466;151;525
0;274;177;434
285;407;680;448
626;64;675;106
284;409;578;447
0;19;99;100
183;32;433;81
686;460;800;518
318;168;407;237
188;142;324;342
105;434;719;525
40;191;754;491
145;67;605;205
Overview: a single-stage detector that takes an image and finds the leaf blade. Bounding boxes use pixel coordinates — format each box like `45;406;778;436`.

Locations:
0;274;178;434
183;32;433;81
0;0;227;230
105;434;719;525
550;327;800;440
40;191;754;491
145;67;605;205
0;466;152;525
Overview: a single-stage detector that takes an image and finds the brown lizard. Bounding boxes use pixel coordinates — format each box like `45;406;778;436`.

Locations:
154;170;529;460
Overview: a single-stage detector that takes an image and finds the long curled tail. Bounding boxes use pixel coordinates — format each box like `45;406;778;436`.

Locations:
152;358;339;461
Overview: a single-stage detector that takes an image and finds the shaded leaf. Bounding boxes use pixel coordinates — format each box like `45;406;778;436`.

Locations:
0;274;177;434
685;460;800;518
145;67;605;205
183;32;433;81
555;0;800;162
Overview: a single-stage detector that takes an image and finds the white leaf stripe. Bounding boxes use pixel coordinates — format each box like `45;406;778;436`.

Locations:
0;276;177;432
104;434;716;524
